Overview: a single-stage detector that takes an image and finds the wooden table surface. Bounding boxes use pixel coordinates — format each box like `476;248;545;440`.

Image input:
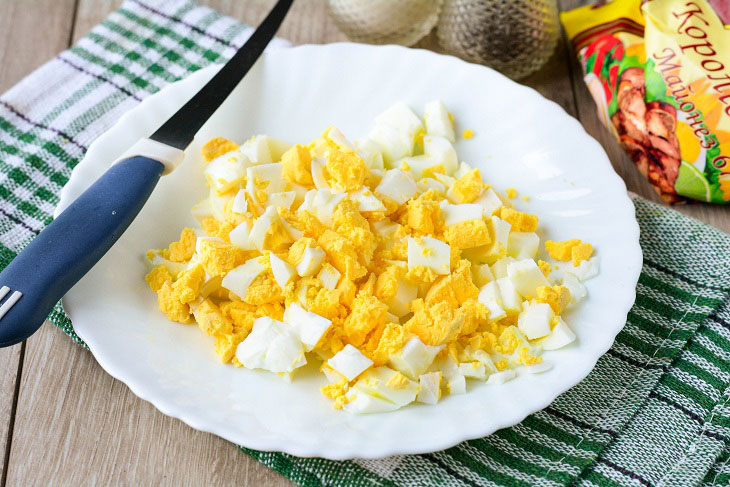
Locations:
0;0;728;485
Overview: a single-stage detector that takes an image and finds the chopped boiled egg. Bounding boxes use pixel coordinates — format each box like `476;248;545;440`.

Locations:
328;344;374;381
317;263;341;290
269;253;296;289
566;256;600;281
296;246;325;277
417;372;443;404
235;317;306;373
389;337;443;380
375;168;418;205
221;256;266;300
507;259;550;298
423;100;455;142
518;302;554;340
507;232;540;259
561;273;587;307
240;135;273;165
283;303;332;351
487;369;516;385
352;367;420;408
148;99;600;414
368;102;423;163
407;237;450;275
423;135;458;175
204;150;250;193
540;317;576;350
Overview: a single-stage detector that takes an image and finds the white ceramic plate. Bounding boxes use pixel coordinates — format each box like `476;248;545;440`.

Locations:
57;43;641;460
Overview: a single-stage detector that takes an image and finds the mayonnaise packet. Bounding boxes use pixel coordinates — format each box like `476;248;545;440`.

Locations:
562;0;730;204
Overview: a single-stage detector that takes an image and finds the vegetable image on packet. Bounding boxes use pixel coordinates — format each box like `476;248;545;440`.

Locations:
561;0;730;204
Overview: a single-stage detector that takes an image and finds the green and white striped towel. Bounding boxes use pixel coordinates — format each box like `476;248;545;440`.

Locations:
2;1;730;485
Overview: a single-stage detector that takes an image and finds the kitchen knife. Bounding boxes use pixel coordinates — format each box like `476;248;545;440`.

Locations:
0;0;293;347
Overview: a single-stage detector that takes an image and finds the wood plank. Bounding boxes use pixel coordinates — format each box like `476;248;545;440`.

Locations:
0;344;21;486
7;324;292;486
0;0;77;92
0;0;76;484
560;0;730;233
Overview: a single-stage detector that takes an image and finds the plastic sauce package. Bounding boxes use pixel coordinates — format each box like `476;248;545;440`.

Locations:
562;0;730;204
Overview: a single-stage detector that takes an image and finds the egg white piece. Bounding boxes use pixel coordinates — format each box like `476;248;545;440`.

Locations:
317;264;341;290
518;302;554;340
209;188;231;222
228;220;257;251
454;161;475;179
328;345;373;381
245;163;284;200
269;253;296;289
487;369;516;385
283;303;332;352
356;138;386;171
561;273;587;307
566;256;600;281
407;237;451;275
388;279;419;317
477;281;507;322
300;189;346;226
348;188;386;212
473;188;504;216
231;189;248;214
423;99;455;142
464;348;498;375
507;232;540;260
343;389;400;414
248;206;279;251
221;256;267;299
146;251;188;276
375;168;418;205
417;177;446;194
491;257;516;279
369;102;423;164
353;367;420;407
496;277;522;312
423;135;458;175
325;127;356;151
310;157;330;190
442;203;483;226
417;372;442;404
267;191;296;210
296;246;325;277
507;259;550;298
389;337;443;380
397;155;443;181
433;172;456;190
240;135;273;165
371;219;400;239
432;355;466;395
266;137;292;161
204;150;250;193
523;362;553;374
541;318;576;350
236;317;306;373
459;362;487;380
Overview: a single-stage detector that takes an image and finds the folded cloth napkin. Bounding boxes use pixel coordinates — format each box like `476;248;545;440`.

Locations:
2;1;730;485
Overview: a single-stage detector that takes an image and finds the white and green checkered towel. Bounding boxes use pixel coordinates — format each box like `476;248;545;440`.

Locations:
2;1;730;485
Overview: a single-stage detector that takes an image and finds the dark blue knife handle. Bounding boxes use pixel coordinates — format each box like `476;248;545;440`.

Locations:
0;155;164;347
